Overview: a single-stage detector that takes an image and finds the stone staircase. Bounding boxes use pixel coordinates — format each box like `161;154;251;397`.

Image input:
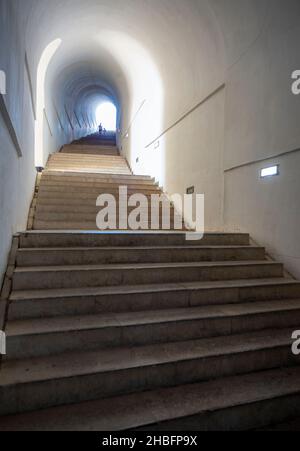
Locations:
1;136;300;431
32;140;181;231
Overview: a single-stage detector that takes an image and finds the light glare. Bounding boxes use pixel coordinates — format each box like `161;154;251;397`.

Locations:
95;102;117;131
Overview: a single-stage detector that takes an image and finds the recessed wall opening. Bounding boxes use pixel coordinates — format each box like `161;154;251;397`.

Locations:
95;101;117;131
260;165;280;178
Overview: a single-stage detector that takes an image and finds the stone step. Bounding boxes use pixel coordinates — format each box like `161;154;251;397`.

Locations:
60;147;119;155
45;168;132;175
34;212;182;223
47;159;124;167
35;204;170;214
48;159;128;167
8;278;300;320
47;163;129;171
47;163;129;170
6;299;300;360
16;245;266;267
38;184;163;201
35;198;167;209
62;144;117;149
42;171;152;182
12;261;283;290
49;153;124;161
39;183;161;193
32;220;185;231
41;179;158;189
48;158;128;166
37;190;164;201
0;328;295;416
19;232;250;248
0;366;299;431
61;149;119;156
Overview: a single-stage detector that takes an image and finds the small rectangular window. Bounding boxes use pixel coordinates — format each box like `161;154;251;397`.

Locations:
260;165;279;178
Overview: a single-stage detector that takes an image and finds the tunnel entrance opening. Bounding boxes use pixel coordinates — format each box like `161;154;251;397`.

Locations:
95;101;117;132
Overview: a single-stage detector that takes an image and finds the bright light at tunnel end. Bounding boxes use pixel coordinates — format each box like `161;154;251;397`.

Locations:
95;102;117;131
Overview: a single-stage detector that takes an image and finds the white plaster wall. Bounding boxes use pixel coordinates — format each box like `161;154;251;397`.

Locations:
224;152;300;278
133;88;226;231
0;0;36;287
211;0;300;277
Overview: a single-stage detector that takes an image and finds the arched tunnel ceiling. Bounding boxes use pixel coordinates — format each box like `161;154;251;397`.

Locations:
17;0;284;139
44;44;127;130
24;0;228;135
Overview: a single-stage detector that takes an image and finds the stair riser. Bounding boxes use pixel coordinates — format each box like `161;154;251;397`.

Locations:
136;394;300;432
62;145;117;150
56;147;118;151
61;151;119;156
42;179;155;187
35;200;166;209
8;283;300;321
48;164;126;169
48;169;131;177
19;233;250;248
49;161;124;165
47;160;128;165
34;215;184;224
12;264;283;290
33;222;186;232
37;191;164;201
41;177;155;183
0;346;294;416
46;170;131;175
48;162;128;167
16;248;265;267
36;207;174;217
43;172;152;182
47;166;130;172
50;157;122;160
7;310;300;360
39;185;160;193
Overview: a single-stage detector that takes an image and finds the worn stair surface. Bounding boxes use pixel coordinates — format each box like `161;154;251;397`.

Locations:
33;136;184;231
1;135;300;431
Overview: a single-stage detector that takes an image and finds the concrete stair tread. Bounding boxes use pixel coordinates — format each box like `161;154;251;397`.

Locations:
32;223;188;231
19;230;250;245
51;153;122;157
0;328;292;386
17;245;261;253
0;366;299;431
15;245;266;266
21;230;248;236
13;260;279;276
6;299;300;337
43;171;152;179
10;277;298;301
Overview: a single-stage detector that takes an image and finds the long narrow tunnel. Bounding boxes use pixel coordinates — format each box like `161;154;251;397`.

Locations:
1;0;300;431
